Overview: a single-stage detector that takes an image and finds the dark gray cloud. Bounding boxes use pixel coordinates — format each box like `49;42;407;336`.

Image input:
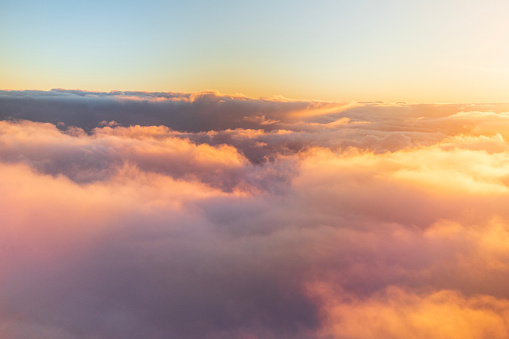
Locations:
0;89;321;132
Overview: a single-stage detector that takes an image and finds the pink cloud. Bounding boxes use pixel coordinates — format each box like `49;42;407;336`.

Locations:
1;93;509;338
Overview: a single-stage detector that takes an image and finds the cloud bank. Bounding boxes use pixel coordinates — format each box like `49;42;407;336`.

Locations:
1;90;509;338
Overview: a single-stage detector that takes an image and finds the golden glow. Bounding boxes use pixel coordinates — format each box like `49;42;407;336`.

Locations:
309;284;509;339
2;95;509;337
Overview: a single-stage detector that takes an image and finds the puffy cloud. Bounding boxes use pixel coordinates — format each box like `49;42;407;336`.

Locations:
310;285;509;339
1;91;509;338
0;121;269;191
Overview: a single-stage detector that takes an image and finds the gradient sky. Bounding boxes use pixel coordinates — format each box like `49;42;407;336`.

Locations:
1;0;509;102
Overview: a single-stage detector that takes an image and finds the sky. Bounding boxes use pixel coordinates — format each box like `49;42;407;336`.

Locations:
2;1;509;338
2;0;509;102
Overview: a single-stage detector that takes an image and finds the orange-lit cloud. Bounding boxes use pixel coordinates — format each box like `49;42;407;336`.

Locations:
309;285;509;339
1;90;509;338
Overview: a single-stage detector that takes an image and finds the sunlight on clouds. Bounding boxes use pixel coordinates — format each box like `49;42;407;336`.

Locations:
296;142;509;197
0;161;228;258
287;101;359;119
1;92;509;338
391;148;509;195
309;284;509;339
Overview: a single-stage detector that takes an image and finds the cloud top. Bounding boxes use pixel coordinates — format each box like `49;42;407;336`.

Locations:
1;90;509;338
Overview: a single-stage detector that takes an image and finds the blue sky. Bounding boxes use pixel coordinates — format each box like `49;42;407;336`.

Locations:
2;0;509;102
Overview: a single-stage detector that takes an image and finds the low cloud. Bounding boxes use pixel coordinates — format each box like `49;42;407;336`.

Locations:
1;90;509;338
310;285;509;339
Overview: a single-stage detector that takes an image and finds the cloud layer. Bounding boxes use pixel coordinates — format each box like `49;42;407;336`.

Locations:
1;90;509;338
